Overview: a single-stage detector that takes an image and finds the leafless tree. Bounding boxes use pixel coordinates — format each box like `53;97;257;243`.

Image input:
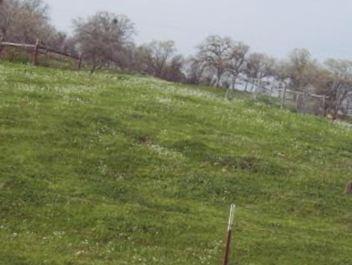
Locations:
0;0;76;58
184;57;205;84
135;40;185;81
73;11;135;73
136;40;176;76
272;60;290;85
0;0;51;43
0;0;11;42
225;42;249;88
286;48;318;92
196;35;234;87
244;52;275;91
163;54;185;82
315;59;352;118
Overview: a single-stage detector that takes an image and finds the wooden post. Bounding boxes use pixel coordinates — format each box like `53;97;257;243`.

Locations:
253;79;258;100
322;96;327;116
281;83;287;109
222;204;236;265
77;54;82;70
0;42;4;57
303;93;307;113
296;93;301;112
32;39;40;66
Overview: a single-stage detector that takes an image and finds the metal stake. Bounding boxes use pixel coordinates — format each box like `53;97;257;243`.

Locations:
223;204;236;265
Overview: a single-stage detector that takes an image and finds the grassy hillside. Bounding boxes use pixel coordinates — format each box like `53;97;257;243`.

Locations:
0;62;351;265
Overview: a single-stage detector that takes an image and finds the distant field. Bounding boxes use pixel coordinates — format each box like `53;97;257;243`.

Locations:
0;62;351;265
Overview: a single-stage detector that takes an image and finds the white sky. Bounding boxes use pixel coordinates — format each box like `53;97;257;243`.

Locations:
45;0;352;59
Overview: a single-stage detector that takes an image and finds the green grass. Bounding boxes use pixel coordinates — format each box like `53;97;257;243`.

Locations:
0;62;351;265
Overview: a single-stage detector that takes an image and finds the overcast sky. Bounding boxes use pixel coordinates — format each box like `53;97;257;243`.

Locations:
45;0;352;60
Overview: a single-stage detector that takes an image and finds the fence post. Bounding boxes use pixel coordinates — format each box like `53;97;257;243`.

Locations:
281;83;287;109
296;93;301;112
322;96;327;116
77;54;82;70
32;39;40;66
222;204;236;265
0;42;4;57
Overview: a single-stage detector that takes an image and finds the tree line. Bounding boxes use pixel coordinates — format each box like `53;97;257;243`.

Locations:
1;0;352;118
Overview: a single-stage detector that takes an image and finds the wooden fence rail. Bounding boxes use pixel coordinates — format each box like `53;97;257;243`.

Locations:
0;40;82;69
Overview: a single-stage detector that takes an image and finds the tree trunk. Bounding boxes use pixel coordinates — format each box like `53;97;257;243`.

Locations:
216;71;222;88
322;96;327;117
90;64;98;74
232;77;237;90
77;55;82;70
281;84;287;109
32;39;40;66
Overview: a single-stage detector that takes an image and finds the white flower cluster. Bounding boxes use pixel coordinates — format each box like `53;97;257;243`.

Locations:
148;144;185;161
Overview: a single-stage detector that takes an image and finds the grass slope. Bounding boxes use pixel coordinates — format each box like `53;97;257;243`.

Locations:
0;62;351;265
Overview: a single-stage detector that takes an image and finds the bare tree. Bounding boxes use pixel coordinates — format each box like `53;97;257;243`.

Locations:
0;0;10;42
134;40;185;82
225;42;249;88
0;0;20;42
73;11;135;73
244;52;275;91
0;0;51;43
136;40;176;77
272;60;290;84
163;54;185;82
184;57;205;84
0;0;75;56
196;35;234;87
316;59;352;118
286;48;318;92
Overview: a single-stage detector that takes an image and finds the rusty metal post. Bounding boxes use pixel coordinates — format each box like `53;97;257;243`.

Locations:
223;204;236;265
32;39;40;66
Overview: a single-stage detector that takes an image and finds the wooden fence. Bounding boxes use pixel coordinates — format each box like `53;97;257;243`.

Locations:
0;39;82;69
277;87;327;116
